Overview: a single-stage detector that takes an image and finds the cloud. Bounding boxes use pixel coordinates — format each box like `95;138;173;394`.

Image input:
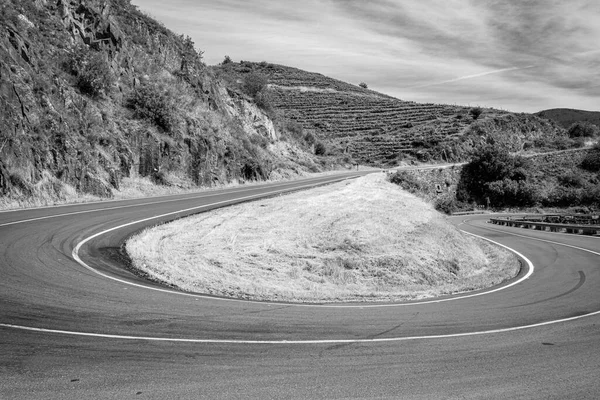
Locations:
132;0;599;112
408;66;538;89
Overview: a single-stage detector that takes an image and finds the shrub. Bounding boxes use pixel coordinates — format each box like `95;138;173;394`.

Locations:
542;186;584;207
222;55;232;65
580;144;600;172
469;107;483;120
389;171;424;194
254;90;273;114
485;179;539;207
551;135;575;150
285;120;304;138
558;172;585;188
66;46;113;97
151;169;170;185
314;141;327;155
359;82;368;89
304;131;316;146
457;145;536;207
434;195;460;214
243;72;268;98
568;121;599;138
128;83;177;132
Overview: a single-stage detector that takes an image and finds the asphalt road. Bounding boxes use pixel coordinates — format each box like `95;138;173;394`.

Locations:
1;171;599;399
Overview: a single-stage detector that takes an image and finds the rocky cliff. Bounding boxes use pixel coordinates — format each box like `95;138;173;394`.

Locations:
0;0;320;207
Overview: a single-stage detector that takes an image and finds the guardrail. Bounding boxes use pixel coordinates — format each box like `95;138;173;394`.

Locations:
489;217;600;236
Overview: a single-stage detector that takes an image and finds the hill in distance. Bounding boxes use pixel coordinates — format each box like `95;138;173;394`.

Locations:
215;61;577;166
536;108;600;129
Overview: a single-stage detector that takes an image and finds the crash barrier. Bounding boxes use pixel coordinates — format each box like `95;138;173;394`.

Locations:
489;216;600;236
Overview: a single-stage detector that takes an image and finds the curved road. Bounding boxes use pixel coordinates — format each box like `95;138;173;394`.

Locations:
1;172;599;399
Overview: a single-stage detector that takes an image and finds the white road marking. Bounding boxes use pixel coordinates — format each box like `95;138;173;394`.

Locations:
71;202;535;308
2;309;599;344
0;177;354;228
466;221;600;257
4;203;600;342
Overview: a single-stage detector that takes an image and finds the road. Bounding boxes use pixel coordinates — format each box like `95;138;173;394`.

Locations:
1;171;599;399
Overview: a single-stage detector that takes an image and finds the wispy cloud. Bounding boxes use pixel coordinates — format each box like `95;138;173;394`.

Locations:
132;0;599;112
408;66;538;89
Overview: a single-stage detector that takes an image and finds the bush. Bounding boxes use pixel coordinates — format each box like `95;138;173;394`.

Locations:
254;90;273;114
243;72;268;98
389;171;424;194
222;55;232;65
558;172;585;188
314;141;327;155
285;120;303;139
469;107;483;120
359;82;368;89
457;145;537;207
580;144;600;172
568;122;599;138
485;179;539;207
66;46;113;97
434;195;460;214
128;83;177;132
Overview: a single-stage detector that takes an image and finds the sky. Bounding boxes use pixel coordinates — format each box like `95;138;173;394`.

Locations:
132;0;600;113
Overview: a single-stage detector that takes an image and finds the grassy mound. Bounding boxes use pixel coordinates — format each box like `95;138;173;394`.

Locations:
126;174;519;302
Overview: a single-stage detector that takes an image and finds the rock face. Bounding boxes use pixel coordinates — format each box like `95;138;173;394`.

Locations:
0;0;313;205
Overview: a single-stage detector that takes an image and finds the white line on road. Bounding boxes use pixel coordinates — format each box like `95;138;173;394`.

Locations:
0;176;356;228
2;309;599;344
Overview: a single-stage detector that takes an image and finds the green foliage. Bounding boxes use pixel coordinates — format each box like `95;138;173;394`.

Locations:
254;90;274;114
580;144;600;172
485;179;539;207
66;46;113;97
285;120;304;139
568;121;599;138
243;72;268;98
314;141;327;155
469;107;483;120
304;131;317;147
434;195;461;214
389;171;424;194
558;172;585;188
457;146;532;207
128;83;177;132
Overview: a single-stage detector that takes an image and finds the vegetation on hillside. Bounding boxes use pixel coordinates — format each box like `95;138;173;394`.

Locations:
0;0;327;208
214;61;581;167
536;108;600;129
390;147;600;213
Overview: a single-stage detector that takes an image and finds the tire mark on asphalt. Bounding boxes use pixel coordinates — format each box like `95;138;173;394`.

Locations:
514;271;586;308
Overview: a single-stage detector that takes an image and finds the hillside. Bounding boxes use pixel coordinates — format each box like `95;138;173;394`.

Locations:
215;61;575;166
0;1;587;209
0;0;324;209
536;108;600;129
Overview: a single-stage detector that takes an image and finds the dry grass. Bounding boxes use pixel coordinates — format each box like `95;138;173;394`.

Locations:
127;173;520;302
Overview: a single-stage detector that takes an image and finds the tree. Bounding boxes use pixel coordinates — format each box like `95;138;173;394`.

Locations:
222;55;232;65
359;82;368;89
568;121;599;138
580;143;600;172
66;45;113;98
457;145;533;206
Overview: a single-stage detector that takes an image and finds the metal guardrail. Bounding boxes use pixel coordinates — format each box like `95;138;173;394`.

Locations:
489;217;600;236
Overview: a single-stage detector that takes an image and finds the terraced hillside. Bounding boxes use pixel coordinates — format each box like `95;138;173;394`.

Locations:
215;61;573;166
